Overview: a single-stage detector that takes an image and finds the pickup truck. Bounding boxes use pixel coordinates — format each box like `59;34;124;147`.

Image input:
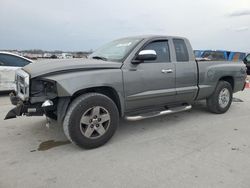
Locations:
5;35;247;149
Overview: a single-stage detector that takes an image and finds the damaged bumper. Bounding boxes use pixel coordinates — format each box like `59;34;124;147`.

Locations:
4;92;54;120
5;93;26;120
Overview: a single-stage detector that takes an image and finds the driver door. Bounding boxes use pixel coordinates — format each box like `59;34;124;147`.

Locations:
123;40;176;111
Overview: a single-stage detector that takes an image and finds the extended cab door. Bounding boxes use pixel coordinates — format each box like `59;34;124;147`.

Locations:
172;38;198;103
123;39;176;111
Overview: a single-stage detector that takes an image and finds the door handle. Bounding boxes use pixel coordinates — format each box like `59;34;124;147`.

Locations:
161;69;173;73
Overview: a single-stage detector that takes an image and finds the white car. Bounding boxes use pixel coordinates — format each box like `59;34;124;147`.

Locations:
0;52;32;91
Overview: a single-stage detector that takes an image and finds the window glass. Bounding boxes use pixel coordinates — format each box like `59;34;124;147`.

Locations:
142;40;170;63
173;39;189;62
89;38;142;62
0;54;31;67
0;59;4;66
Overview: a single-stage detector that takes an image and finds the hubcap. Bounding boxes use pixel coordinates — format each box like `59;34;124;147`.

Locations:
80;106;111;139
218;88;230;108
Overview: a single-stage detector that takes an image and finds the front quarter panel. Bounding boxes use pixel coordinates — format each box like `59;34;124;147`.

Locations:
42;68;124;110
43;69;123;96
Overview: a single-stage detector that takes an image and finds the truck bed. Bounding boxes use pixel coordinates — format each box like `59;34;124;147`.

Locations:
195;60;246;100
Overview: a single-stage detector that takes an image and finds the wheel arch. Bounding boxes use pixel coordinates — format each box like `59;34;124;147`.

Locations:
71;86;124;117
219;76;234;91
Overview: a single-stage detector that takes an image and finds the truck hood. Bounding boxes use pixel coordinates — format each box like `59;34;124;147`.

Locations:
23;58;122;78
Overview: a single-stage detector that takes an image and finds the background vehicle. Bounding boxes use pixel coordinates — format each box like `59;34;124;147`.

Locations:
5;35;247;149
0;52;32;91
194;50;246;62
194;50;204;58
228;52;246;62
195;50;230;61
243;54;250;75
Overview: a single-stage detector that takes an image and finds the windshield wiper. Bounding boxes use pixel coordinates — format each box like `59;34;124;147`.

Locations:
91;56;108;61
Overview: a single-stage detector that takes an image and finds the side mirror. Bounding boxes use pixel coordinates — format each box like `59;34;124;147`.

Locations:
132;50;157;64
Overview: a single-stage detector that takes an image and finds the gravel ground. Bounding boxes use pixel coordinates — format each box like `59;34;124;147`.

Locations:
0;90;250;188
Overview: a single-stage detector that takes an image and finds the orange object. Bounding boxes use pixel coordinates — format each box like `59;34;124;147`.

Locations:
245;80;250;89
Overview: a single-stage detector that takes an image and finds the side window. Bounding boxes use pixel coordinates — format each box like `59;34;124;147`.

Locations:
0;55;5;66
142;40;170;63
0;54;30;67
173;39;189;62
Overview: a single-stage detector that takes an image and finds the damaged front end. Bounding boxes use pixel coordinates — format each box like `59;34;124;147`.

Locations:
5;92;54;120
5;92;25;119
5;69;57;120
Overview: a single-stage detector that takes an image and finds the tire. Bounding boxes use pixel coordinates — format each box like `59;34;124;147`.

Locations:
206;81;233;114
63;93;119;149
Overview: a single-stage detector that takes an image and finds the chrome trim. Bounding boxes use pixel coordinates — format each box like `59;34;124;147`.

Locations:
161;69;173;73
138;50;156;56
125;105;192;121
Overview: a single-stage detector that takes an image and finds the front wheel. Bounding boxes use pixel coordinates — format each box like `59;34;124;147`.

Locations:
206;81;233;114
63;93;119;149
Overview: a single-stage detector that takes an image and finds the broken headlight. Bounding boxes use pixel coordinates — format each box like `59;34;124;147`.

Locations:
30;79;57;99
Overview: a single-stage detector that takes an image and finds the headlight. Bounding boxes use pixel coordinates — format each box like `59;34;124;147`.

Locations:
30;79;57;98
15;69;30;101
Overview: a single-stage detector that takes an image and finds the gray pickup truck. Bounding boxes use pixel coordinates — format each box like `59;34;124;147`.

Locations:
5;35;247;149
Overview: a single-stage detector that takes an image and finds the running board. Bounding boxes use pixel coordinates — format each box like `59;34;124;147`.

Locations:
124;105;192;121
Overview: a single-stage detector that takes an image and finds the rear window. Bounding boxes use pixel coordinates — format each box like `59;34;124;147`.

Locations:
173;39;189;62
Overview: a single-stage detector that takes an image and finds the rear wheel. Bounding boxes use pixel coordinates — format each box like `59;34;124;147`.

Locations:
206;81;233;114
63;93;119;149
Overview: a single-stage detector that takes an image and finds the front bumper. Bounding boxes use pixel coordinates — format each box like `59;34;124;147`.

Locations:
4;92;53;120
5;92;27;120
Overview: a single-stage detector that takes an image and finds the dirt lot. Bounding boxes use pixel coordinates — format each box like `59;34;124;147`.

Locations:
0;90;250;188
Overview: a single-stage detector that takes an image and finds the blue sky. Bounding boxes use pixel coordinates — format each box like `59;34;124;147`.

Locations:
0;0;250;52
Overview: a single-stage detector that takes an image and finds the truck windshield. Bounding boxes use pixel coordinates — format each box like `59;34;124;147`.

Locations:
89;38;142;62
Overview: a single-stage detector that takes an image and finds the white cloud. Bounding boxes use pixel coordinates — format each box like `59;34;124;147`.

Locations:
0;0;249;51
228;10;250;17
233;27;249;32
